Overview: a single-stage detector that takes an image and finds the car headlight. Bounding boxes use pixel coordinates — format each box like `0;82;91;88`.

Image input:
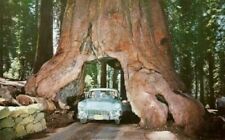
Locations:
113;104;122;115
116;110;122;115
78;111;87;118
114;104;122;109
78;102;85;109
111;110;122;118
78;104;87;118
78;103;86;115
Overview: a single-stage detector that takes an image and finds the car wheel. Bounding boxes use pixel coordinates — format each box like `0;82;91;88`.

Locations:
115;119;120;125
80;119;87;124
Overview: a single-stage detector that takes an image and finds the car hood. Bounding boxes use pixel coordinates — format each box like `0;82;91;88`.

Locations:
79;97;121;111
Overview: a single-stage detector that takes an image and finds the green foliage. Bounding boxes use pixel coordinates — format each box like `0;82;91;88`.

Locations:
0;0;38;80
83;61;121;91
164;0;225;106
0;0;224;108
0;0;66;79
84;62;99;90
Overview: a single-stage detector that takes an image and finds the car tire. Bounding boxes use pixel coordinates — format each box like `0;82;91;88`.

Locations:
80;119;87;124
115;119;120;125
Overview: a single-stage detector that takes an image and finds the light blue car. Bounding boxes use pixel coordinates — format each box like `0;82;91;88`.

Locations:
77;88;123;124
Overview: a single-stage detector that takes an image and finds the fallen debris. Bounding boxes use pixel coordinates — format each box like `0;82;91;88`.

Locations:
16;94;36;105
0;78;25;106
0;77;26;87
0;77;56;112
0;86;21;106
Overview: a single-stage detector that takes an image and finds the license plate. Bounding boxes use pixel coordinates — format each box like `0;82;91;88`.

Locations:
94;115;104;120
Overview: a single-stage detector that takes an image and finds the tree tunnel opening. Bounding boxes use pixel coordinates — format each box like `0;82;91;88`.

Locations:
81;57;140;124
83;57;126;98
58;57;140;124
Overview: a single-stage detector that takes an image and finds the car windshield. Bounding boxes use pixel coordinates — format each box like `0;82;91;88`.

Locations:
88;90;119;99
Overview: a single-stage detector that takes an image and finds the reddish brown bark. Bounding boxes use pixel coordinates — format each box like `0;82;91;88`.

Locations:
25;0;204;135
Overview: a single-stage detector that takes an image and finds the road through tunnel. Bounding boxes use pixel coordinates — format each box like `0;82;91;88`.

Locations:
83;57;126;97
59;57;140;124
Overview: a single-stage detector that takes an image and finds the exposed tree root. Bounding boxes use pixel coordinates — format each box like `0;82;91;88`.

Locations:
127;69;205;135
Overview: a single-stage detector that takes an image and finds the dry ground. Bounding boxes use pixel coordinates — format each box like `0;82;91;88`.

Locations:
22;110;225;140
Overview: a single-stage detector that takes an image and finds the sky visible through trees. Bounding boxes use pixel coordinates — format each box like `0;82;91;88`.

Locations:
0;0;224;107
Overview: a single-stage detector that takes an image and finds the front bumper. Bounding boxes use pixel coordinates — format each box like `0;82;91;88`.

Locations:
78;110;122;120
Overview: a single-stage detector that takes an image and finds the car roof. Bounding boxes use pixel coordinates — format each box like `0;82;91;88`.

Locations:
89;88;118;92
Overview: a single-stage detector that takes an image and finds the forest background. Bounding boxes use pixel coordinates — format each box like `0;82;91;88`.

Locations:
0;0;224;108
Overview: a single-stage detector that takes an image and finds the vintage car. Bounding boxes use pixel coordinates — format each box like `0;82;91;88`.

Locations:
77;88;123;124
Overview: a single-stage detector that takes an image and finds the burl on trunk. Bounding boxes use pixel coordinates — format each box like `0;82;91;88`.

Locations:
25;0;205;135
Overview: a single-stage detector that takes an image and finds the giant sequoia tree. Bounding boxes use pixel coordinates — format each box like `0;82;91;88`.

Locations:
25;0;205;135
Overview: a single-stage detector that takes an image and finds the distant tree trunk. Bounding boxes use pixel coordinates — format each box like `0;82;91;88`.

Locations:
0;50;3;77
219;51;225;96
32;0;39;66
198;13;206;105
26;0;205;135
194;68;199;99
35;0;39;24
0;9;3;77
180;51;192;93
120;70;126;100
112;69;118;89
199;65;205;105
19;58;25;80
59;0;67;33
33;0;53;73
92;63;98;87
178;0;194;93
207;51;215;108
0;1;4;77
100;62;107;88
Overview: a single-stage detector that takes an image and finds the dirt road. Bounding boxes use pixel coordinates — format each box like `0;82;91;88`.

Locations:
30;122;153;140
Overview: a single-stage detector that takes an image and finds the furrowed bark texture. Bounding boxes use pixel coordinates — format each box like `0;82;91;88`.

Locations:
25;0;204;135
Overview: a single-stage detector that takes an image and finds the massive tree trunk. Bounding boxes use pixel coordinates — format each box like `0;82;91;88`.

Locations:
25;0;205;135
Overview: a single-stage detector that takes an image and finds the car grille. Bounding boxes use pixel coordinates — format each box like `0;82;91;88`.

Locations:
87;110;109;115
